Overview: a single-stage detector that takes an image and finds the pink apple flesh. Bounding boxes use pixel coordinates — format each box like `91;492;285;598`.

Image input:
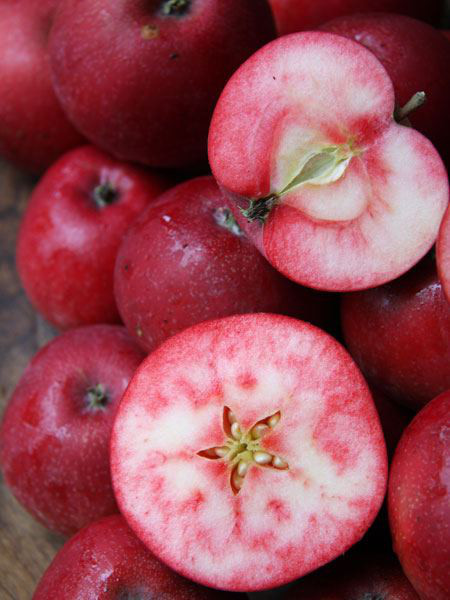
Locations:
111;314;387;591
437;206;450;303
208;32;449;291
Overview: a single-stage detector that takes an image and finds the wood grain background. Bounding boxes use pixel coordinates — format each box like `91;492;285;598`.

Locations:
0;159;64;600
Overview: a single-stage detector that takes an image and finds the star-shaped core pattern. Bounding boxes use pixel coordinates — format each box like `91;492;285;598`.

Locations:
197;406;289;494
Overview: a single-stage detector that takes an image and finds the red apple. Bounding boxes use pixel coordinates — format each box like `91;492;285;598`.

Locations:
341;254;450;411
114;175;338;352
111;314;387;592
48;0;275;168
0;325;144;536
371;388;413;459
33;515;239;599
0;0;85;174
269;0;443;36
437;204;450;302
320;13;450;165
285;550;419;599
209;32;448;292
17;146;169;330
388;390;450;600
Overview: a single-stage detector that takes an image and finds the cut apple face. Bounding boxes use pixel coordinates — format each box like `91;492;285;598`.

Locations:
437;205;450;303
111;314;387;591
208;32;449;291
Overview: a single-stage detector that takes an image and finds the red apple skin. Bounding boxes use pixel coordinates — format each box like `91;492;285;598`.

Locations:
320;13;450;164
17;146;169;330
33;515;241;599
285;550;419;599
388;391;450;600
0;326;145;536
49;0;276;168
269;0;443;36
341;255;450;411
371;388;413;460
114;176;338;352
0;0;85;174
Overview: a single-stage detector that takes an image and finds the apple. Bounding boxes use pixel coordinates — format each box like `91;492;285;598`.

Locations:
0;0;85;174
285;550;419;599
437;204;450;302
341;254;450;411
32;514;242;599
388;390;450;600
114;175;338;352
17;145;169;330
48;0;276;168
32;515;241;599
111;313;387;592
320;13;450;165
208;32;448;292
371;388;412;459
0;325;144;536
268;0;443;36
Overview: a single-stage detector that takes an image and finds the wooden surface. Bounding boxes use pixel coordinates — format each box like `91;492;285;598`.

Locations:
0;159;64;600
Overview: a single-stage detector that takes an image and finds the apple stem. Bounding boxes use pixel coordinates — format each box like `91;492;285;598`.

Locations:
240;195;278;224
160;0;190;17
85;384;109;412
394;91;426;123
92;182;118;209
214;207;243;236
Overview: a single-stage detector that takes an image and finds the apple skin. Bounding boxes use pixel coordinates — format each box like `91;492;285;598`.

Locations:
33;515;242;599
0;0;85;174
320;13;450;165
0;325;145;536
17;146;169;330
341;255;450;411
388;390;450;600
49;0;276;168
285;550;419;599
269;0;443;36
114;176;338;352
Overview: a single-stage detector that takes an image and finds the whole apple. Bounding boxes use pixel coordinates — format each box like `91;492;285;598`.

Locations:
111;314;387;591
0;325;144;536
437;204;450;302
341;254;450;411
114;175;338;352
33;515;241;599
49;0;276;168
17;146;169;330
269;0;443;35
320;13;450;165
388;390;450;599
285;550;419;599
0;0;85;173
209;32;448;292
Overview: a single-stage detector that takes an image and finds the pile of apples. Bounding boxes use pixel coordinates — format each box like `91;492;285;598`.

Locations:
0;0;449;598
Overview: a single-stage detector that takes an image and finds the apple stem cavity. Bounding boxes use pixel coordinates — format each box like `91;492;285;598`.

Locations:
160;0;190;17
394;91;426;123
213;207;243;236
92;182;118;209
84;384;109;412
242;145;356;223
197;406;288;495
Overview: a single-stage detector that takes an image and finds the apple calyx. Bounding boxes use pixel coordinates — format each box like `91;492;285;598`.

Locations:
214;206;243;236
92;182;118;209
394;91;426;124
84;384;109;412
197;406;289;495
160;0;190;17
242;144;357;223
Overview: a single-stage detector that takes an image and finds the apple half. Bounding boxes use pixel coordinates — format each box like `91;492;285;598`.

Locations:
208;32;449;291
111;314;387;591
